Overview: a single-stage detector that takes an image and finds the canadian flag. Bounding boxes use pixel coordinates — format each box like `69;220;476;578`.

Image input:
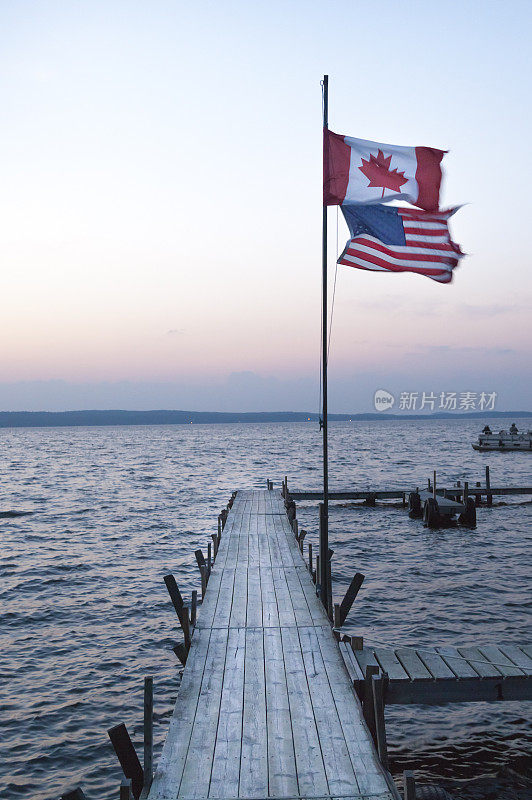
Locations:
324;129;445;212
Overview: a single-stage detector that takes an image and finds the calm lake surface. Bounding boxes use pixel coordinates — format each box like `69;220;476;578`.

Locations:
1;419;531;800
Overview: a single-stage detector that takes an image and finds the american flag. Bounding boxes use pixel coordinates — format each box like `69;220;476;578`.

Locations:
338;204;464;283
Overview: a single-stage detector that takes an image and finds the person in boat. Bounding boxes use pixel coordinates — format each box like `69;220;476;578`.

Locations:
482;425;492;434
510;423;519;434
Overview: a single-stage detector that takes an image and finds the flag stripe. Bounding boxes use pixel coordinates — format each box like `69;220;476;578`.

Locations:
338;206;462;283
352;237;459;263
342;243;457;270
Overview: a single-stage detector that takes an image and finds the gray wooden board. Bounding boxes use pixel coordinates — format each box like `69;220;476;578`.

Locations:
148;489;395;800
478;645;526;677
280;625;330;797
264;627;299;797
457;646;504;678
178;627;229;799
395;648;433;680
353;647;380;676
415;649;456;680
499;645;532;675
239;627;268;797
149;628;211;798
209;627;245;798
298;625;361;797
373;648;409;681
435;646;479;679
339;642;366;682
315;626;393;798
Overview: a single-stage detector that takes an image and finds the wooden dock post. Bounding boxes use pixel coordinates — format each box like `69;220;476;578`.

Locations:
195;549;206;572
403;770;416;800
207;541;212;576
191;590;197;627
362;665;380;745
463;481;469;506
163;575;191;649
173;643;188;666
120;779;133;800
326;557;333;621
333;603;341;628
308;542;312;574
200;564;207;598
486;465;492;505
475;481;481;506
107;723;144;800
371;674;389;769
61;789;87;800
298;529;306;553
433;470;436;500
350;635;363;651
143;677;153;789
338;573;365;626
211;533;218;559
315;554;320;594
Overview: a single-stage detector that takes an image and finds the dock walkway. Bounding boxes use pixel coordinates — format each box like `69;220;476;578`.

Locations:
148;489;396;800
340;642;532;705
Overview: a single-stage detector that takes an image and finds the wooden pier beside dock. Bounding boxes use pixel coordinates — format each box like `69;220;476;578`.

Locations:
146;488;397;800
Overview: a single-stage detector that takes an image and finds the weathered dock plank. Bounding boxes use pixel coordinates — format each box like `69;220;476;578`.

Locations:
148;490;395;800
340;643;532;706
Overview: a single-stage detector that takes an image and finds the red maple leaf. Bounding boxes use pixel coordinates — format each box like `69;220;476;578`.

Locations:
359;149;408;197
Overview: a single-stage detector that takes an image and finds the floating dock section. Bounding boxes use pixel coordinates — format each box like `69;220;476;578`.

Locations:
147;489;397;800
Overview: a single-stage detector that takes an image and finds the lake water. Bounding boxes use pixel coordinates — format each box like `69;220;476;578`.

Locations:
0;419;530;800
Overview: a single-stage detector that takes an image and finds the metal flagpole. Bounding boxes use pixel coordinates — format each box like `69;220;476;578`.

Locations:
319;74;329;611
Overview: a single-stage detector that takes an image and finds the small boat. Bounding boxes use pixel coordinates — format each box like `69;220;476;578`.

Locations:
472;423;532;451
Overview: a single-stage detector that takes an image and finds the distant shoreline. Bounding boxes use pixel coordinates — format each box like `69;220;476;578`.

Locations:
0;409;530;429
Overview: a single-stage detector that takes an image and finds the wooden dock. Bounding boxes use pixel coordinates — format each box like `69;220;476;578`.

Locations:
340;642;532;705
147;489;397;800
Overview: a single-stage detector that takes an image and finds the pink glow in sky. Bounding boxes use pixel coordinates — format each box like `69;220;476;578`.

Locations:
1;1;531;411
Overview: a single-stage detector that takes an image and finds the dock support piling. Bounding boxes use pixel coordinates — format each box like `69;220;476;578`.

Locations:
143;677;153;789
200;565;207;599
333;603;341;628
326;557;333;621
173;643;188;666
362;665;380;744
211;533;218;559
207;542;212;576
191;590;197;627
371;674;389;769
403;770;416;800
315;554;320;595
120;779;133;800
107;723;144;800
308;542;313;574
163;575;191;649
338;573;365;626
350;635;363;651
463;481;469;506
195;549;206;572
486;465;492;505
475;482;481;506
298;529;306;553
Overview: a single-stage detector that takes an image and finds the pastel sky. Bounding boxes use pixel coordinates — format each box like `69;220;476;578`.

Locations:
1;0;531;412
